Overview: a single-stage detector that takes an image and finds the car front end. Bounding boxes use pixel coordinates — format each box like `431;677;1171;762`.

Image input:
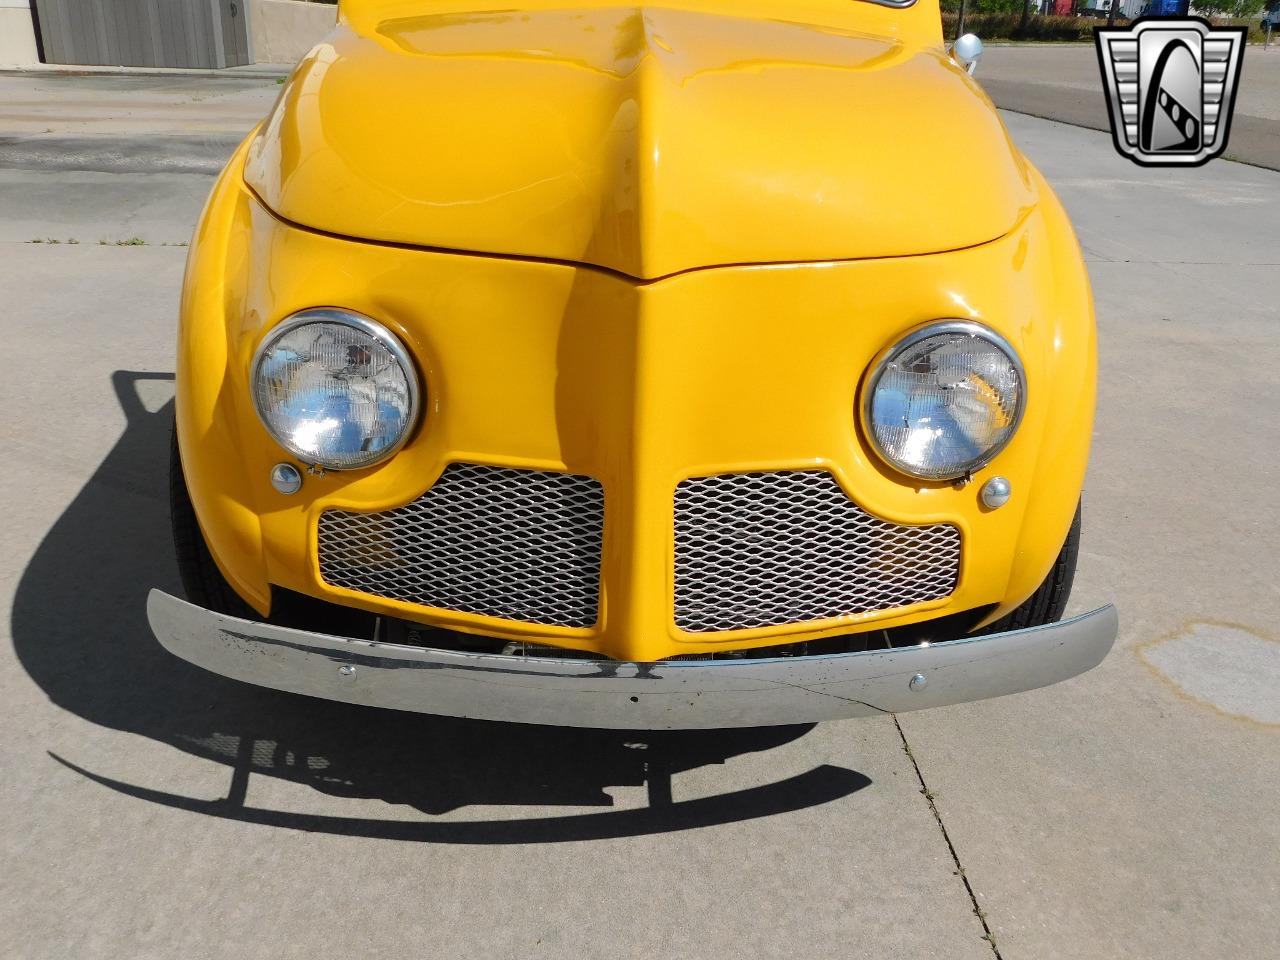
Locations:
151;0;1116;728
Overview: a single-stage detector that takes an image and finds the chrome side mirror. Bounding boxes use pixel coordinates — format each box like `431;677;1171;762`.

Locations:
950;34;983;76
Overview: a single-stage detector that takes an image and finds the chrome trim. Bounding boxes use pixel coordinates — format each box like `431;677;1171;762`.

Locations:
147;589;1117;730
249;307;423;471
860;319;1028;483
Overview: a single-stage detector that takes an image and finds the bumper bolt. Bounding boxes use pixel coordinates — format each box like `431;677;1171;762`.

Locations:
338;665;356;678
909;672;928;691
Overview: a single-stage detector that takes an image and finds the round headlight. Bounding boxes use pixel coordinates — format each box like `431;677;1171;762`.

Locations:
863;321;1024;481
251;309;420;470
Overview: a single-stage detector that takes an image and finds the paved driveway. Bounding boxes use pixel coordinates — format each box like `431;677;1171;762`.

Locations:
2;74;1277;960
979;43;1280;169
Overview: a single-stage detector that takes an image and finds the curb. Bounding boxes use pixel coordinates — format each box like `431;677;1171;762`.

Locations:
0;62;291;80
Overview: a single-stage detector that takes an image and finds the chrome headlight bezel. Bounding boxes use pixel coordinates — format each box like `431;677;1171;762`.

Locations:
860;319;1026;482
250;307;422;471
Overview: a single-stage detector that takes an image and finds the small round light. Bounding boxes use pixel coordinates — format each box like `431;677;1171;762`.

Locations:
251;309;420;470
980;475;1012;509
951;33;984;73
269;462;303;495
863;321;1024;481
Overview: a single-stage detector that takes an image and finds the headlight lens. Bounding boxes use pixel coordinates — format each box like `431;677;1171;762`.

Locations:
864;321;1024;481
251;309;420;470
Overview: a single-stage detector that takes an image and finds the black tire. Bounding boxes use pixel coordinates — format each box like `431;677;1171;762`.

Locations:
170;426;258;619
982;501;1081;634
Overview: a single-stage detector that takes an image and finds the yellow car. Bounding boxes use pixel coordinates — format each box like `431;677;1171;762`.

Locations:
148;0;1116;729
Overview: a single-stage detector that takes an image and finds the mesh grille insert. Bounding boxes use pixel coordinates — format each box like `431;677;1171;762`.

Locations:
674;471;960;633
318;463;604;628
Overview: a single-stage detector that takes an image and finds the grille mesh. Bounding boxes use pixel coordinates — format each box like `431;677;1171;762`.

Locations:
673;471;960;633
318;463;604;628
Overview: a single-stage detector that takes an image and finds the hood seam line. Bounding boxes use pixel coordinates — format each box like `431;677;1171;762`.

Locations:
242;178;1036;284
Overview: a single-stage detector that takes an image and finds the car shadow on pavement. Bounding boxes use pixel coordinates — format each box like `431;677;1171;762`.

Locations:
11;371;870;844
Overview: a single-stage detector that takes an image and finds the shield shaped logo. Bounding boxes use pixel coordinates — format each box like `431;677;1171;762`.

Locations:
1095;17;1246;167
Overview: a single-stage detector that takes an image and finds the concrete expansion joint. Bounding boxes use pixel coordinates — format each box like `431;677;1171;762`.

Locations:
894;715;1004;959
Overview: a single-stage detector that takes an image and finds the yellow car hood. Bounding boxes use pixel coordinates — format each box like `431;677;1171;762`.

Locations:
245;1;1036;280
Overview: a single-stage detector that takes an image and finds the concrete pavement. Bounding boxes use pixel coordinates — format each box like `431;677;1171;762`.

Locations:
979;44;1280;170
2;73;1278;960
918;110;1280;959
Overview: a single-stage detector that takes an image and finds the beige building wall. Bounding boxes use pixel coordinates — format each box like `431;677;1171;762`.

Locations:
250;0;338;65
0;0;39;66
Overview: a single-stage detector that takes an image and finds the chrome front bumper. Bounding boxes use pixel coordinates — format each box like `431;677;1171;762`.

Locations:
147;590;1117;730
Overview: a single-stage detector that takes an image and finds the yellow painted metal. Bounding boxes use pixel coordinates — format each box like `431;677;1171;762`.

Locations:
246;0;1034;279
178;125;1096;661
